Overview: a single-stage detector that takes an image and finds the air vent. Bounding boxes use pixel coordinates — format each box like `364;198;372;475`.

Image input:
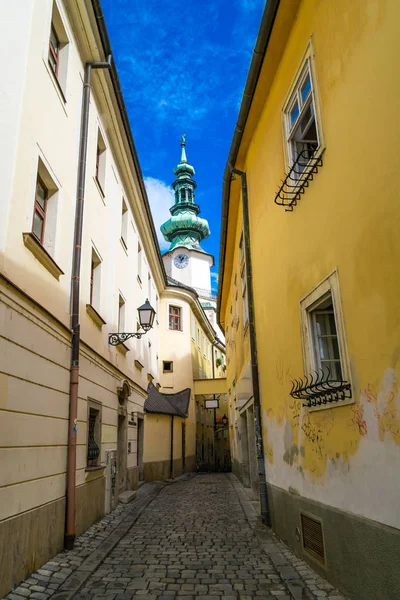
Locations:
301;513;325;565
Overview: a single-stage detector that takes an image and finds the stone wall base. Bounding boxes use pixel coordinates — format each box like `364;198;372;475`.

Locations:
75;476;106;536
268;482;400;600
144;455;196;482
0;497;65;597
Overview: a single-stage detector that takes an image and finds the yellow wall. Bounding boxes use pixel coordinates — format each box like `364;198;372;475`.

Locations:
221;0;400;529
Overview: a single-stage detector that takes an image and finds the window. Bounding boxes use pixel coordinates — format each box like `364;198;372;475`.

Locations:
118;294;126;333
137;243;142;282
95;129;106;195
48;26;60;77
197;327;201;348
203;335;207;357
169;305;181;330
284;58;320;173
87;400;101;467
155;295;159;325
32;176;48;244
148;274;152;304
199;367;203;379
239;233;245;266
148;340;152;372
121;199;128;249
48;3;69;96
30;159;59;256
299;269;351;409
136;321;142;358
241;264;249;326
163;361;173;373
90;248;101;311
191;314;195;340
308;294;342;380
221;354;225;368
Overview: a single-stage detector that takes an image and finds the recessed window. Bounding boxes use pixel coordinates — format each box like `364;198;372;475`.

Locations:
169;305;181;331
163;361;173;373
118;294;126;333
299;270;352;410
191;313;195;340
32;176;48;244
48;3;69;96
197;326;201;348
121;199;128;249
30;159;59;256
308;293;342;380
48;26;60;77
87;401;101;467
95;129;106;196
284;59;320;174
137;243;142;282
90;248;102;312
241;264;248;326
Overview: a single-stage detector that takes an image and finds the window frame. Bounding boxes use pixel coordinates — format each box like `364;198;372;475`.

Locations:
282;40;325;174
169;305;182;331
86;398;102;468
48;24;60;77
32;176;48;244
299;269;352;412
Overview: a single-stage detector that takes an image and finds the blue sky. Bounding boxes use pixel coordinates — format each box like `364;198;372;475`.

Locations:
102;0;265;289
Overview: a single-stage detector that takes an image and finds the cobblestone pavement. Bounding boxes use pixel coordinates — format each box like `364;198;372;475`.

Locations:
4;474;350;600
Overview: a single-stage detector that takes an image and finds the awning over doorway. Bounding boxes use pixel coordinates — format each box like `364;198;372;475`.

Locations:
144;382;190;417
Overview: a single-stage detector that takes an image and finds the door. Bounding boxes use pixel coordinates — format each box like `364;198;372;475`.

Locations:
181;422;186;472
137;416;144;481
118;414;127;493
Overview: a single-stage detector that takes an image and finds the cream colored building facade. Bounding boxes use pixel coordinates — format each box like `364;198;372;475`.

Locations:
0;0;167;595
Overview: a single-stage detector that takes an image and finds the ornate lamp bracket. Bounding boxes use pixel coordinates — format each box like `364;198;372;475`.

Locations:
108;331;146;346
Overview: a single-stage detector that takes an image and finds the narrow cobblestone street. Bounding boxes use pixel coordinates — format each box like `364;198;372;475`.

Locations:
5;475;350;600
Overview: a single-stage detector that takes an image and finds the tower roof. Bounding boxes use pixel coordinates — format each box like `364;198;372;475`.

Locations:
160;135;210;253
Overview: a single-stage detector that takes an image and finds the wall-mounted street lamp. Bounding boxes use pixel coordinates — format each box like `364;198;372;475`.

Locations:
108;299;156;346
215;414;228;432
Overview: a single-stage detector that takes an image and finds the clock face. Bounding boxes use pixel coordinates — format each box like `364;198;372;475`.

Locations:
174;253;189;269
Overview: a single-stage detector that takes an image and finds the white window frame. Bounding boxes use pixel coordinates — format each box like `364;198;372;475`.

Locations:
95;127;107;198
282;40;325;174
299;269;353;412
191;314;196;340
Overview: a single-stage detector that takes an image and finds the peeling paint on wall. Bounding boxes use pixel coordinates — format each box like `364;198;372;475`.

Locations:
263;368;400;529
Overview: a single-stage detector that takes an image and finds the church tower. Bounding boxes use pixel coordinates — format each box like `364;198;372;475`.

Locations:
161;135;214;293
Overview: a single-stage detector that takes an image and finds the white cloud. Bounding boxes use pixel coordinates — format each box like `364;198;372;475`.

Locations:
144;177;174;251
210;271;219;289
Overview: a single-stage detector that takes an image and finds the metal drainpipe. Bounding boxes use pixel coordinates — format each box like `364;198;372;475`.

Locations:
229;165;271;526
211;341;216;469
170;415;174;478
65;56;112;550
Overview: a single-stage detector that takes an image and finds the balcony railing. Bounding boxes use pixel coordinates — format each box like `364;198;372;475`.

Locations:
274;148;323;212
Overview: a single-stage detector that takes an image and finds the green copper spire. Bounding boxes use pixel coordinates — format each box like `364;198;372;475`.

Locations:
161;135;210;253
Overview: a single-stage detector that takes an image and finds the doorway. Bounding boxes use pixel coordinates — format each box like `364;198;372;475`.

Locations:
137;415;144;481
181;422;186;472
117;413;127;493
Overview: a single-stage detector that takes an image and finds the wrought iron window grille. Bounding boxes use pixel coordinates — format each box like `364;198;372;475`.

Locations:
274;149;323;212
87;411;100;462
290;368;352;408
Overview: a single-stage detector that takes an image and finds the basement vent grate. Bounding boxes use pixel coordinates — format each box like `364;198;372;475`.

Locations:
301;513;325;564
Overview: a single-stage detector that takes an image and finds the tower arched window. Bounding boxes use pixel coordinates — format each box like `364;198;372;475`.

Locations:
181;188;186;202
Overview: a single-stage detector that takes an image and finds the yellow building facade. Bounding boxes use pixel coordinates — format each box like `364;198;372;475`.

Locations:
218;1;400;598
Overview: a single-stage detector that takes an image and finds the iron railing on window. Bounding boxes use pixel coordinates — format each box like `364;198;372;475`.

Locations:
274;148;323;212
87;411;100;462
290;368;352;408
